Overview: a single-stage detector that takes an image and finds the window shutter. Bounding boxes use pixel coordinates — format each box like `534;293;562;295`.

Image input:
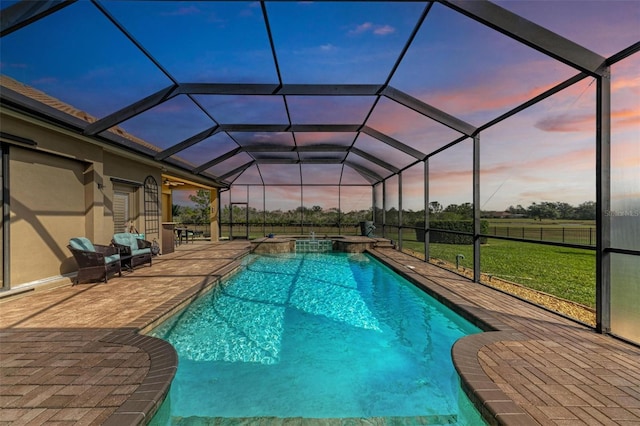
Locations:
114;191;129;233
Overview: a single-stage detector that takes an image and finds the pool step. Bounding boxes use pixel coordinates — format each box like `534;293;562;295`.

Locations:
168;414;458;425
374;239;395;249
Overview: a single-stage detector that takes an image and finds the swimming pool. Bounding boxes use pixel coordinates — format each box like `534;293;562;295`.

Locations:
148;252;486;424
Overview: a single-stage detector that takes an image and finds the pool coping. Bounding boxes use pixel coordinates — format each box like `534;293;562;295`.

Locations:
106;247;533;426
101;251;251;426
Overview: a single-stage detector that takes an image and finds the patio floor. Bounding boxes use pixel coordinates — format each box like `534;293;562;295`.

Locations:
1;241;639;425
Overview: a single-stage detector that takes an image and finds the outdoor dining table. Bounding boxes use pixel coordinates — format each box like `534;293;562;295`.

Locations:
175;227;192;245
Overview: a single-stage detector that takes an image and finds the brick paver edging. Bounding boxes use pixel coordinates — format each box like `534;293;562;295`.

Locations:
101;250;250;425
367;248;539;426
99;330;177;425
452;333;538;426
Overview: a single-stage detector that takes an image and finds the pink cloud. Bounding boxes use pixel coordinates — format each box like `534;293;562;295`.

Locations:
401;57;590;121
475;150;597;208
428;77;561;118
154;102;187;113
534;106;639;133
427;61;639;136
479;163;513;177
534;113;594;133
373;25;395;36
429;168;472;183
348;22;395;37
613;109;640;127
419;57;638;132
517;189;571;200
495;1;639;57
349;22;373;35
473;146;596;208
614;155;640;170
496;146;594;176
367;98;462;150
612;74;640;92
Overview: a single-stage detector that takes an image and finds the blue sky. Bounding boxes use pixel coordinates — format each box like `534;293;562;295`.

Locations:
1;1;638;212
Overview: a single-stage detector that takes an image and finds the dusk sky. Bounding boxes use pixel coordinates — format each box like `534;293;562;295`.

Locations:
1;0;638;212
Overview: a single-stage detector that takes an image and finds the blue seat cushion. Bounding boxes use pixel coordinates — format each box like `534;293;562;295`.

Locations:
69;237;95;252
113;233;139;252
132;248;151;257
105;253;121;264
113;233;151;258
70;237;120;263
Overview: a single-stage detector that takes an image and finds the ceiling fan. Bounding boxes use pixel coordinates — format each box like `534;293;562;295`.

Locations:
163;179;185;187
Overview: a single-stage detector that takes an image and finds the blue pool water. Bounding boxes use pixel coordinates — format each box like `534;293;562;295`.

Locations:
149;252;486;424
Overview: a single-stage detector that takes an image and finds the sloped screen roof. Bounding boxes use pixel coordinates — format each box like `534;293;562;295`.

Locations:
1;0;638;189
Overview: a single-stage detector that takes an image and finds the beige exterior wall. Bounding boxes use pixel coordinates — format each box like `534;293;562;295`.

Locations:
161;188;173;222
9;147;87;283
1;110;219;288
3;113;108;285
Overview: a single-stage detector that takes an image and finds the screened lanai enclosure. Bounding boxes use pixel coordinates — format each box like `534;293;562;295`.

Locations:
1;1;638;344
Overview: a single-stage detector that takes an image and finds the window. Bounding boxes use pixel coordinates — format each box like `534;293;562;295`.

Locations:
113;191;130;234
111;177;142;234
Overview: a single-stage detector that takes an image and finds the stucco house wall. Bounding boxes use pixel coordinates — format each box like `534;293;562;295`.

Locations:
2;110;166;287
1;74;221;290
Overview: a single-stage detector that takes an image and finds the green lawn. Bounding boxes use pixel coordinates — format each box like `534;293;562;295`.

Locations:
404;238;596;308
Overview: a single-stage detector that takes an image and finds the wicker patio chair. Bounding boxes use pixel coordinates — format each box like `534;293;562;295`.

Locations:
112;232;153;270
67;237;121;284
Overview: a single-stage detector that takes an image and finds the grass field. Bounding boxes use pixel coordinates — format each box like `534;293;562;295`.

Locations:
485;219;596;245
403;238;596;308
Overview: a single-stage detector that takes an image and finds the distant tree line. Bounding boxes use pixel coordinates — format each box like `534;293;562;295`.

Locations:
173;191;596;225
394;200;596;226
172;190;373;225
503;201;596;221
217;205;373;225
432;200;597;221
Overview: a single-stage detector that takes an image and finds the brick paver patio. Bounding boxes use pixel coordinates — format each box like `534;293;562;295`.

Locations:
1;241;639;425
